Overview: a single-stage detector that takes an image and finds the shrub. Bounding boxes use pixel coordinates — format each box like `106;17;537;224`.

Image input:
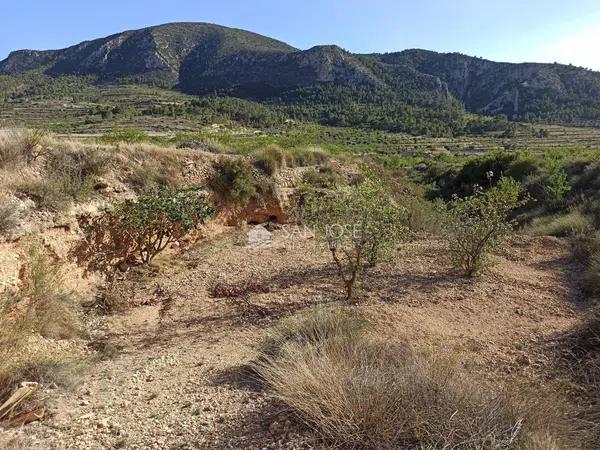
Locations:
99;127;148;144
584;251;600;295
15;147;109;210
176;140;224;154
300;167;342;190
0;196;20;234
544;161;571;208
257;306;369;360
255;313;560;449
47;148;108;201
207;158;260;205
74;187;213;278
253;145;284;175
0;129;47;168
302;176;408;300
2;244;81;340
128;159;181;191
443;177;529;276
401;195;445;234
285;146;329;167
528;210;594;238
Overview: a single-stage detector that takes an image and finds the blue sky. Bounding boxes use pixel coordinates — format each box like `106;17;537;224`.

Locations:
2;0;600;70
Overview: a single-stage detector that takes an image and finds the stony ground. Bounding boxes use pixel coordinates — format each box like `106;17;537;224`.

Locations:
1;225;591;449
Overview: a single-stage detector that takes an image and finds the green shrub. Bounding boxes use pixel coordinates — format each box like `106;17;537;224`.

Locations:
302;176;409;299
74;187;213;277
208;158;261;205
544;161;571;208
253;145;284;175
443;177;529;276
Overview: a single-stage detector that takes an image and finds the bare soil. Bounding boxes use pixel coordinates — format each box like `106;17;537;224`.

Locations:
1;227;592;449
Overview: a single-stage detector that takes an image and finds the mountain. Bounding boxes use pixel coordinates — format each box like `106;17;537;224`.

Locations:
1;22;599;128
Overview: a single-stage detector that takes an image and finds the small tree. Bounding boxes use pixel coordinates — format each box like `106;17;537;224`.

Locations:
442;177;528;276
302;177;408;300
544;161;571;208
74;187;213;279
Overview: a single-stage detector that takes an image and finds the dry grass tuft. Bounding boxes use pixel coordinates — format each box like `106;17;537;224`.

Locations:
257;306;368;360
255;308;566;449
528;210;594;238
0;244;82;402
0;195;20;234
0;129;47;169
11;144;110;210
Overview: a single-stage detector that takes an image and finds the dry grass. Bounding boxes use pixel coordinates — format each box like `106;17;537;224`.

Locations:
0;129;46;169
285;146;329;167
0;195;20;234
255;308;565;449
0;244;82;402
257;305;369;360
10;144;110;210
527;210;594;237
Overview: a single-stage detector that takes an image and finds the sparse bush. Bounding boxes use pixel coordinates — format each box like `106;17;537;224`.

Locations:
0;129;47;168
2;244;81;340
128;159;181;191
15;147;109;210
443;177;529;276
257;306;368;360
584;251;600;295
253;145;284;175
528;210;594;238
302;176;408;300
0;196;20;234
47;148;108;202
299;166;342;189
176;140;224;154
255;311;560;449
99;127;148;144
74;187;213;278
208;158;261;205
285;146;329;167
401;195;445;233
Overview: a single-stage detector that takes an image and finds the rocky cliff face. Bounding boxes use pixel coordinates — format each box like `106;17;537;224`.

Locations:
2;22;599;121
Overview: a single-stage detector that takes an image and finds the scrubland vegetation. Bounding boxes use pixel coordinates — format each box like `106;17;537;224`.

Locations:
1;126;599;448
255;307;563;449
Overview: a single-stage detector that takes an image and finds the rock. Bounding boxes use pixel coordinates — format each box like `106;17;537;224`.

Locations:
97;417;110;429
247;225;273;248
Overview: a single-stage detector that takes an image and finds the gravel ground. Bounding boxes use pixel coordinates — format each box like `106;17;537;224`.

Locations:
1;228;588;449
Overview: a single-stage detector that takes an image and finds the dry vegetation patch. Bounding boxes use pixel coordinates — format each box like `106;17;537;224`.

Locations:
255;308;563;449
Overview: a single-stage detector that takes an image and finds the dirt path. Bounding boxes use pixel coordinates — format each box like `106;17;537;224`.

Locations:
10;228;586;449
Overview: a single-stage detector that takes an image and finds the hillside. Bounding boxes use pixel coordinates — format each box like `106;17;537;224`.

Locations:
1;22;599;133
1;130;599;448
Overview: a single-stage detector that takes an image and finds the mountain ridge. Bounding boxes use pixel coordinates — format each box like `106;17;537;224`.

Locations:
1;22;599;126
